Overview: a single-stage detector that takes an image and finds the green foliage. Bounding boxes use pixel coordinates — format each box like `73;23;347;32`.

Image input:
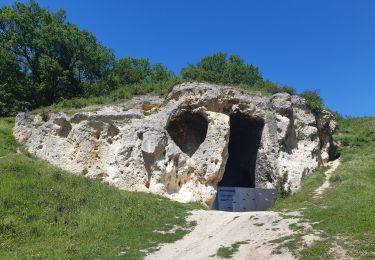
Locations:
0;48;33;116
278;86;296;95
299;90;324;115
111;57;152;86
0;1;114;115
72;59;175;99
0;2;325;118
39;108;50;122
0;117;202;259
275;172;290;198
150;63;174;82
104;58;174;93
181;52;262;85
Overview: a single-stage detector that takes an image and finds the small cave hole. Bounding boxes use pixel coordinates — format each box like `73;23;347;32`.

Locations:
166;111;208;157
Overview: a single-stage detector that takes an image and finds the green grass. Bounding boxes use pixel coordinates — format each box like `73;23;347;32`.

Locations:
216;241;249;258
272;117;375;259
271;234;304;255
0;117;202;259
272;167;327;211
299;239;333;260
0;118;19;157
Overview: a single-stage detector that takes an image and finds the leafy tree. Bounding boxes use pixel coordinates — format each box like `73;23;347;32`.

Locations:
106;58;174;93
0;47;32;116
224;55;262;85
111;57;151;86
181;52;262;85
0;1;114;115
150;63;174;82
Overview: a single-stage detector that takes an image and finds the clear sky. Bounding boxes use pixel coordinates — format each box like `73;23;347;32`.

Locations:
1;0;374;116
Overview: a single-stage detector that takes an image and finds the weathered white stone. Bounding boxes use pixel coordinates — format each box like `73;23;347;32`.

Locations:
14;83;336;206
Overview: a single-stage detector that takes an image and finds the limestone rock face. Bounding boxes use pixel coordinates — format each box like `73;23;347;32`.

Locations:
14;83;336;207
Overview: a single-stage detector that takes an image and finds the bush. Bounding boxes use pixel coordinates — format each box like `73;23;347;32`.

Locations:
275;172;290;198
299;90;324;115
181;52;262;85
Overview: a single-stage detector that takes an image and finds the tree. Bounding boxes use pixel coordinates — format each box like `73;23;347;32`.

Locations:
0;46;32;116
150;63;174;82
110;57;151;86
223;55;262;85
0;1;114;115
181;52;262;85
107;58;174;90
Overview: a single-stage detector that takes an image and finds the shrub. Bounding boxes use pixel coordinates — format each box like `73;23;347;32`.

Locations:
276;172;290;198
299;90;324;115
181;52;262;85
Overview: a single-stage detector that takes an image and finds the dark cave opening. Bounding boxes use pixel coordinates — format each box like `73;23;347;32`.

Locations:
219;113;264;188
166;111;208;157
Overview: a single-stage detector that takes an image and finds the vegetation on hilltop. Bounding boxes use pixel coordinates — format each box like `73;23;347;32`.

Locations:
0;1;326;117
0;1;176;116
0;1;114;114
181;52;262;85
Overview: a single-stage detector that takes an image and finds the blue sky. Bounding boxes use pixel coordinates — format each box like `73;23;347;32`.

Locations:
1;0;374;116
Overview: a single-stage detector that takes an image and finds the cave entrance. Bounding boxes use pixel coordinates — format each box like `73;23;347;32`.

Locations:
214;113;272;212
219;112;264;188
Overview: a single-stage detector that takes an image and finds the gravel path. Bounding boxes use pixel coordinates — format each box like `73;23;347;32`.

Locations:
146;210;308;260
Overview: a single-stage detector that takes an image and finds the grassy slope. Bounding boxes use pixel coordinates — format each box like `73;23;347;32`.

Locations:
273;117;375;258
0;118;201;259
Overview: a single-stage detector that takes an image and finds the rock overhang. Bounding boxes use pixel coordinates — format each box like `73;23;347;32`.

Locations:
13;82;337;207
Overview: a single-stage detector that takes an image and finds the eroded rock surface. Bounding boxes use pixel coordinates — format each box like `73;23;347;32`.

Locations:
14;83;336;206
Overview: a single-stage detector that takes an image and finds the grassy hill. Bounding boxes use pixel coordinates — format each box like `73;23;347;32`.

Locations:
273;117;375;258
1;114;374;259
0;118;201;259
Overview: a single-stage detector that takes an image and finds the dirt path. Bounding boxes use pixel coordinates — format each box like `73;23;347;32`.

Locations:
313;159;340;199
146;210;319;260
146;161;342;260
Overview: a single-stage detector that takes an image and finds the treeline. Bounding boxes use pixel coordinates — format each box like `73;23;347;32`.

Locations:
0;1;323;116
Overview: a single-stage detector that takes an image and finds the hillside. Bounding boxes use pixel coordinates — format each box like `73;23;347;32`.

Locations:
0;1;373;259
272;117;375;258
0;117;201;259
1;115;374;259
